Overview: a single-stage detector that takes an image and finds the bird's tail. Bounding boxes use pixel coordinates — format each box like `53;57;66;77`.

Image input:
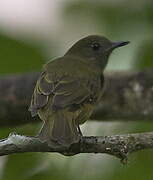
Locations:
38;110;80;147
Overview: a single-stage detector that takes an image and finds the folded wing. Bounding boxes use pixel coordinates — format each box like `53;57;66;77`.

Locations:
29;71;91;117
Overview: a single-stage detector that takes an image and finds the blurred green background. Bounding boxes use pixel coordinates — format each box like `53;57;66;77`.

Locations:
0;0;153;179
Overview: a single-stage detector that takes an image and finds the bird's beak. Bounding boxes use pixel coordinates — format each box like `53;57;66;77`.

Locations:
106;41;130;53
111;41;130;50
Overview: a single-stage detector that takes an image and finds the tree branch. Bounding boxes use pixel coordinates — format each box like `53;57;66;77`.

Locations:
0;70;153;127
0;132;153;162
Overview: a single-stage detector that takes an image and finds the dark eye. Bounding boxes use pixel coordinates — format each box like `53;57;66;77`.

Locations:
91;42;101;50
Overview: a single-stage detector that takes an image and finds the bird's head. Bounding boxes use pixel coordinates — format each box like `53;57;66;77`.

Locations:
65;35;130;70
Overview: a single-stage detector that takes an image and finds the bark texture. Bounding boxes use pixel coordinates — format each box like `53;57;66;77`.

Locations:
0;132;153;162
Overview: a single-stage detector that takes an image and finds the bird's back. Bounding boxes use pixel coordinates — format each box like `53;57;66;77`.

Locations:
44;55;102;79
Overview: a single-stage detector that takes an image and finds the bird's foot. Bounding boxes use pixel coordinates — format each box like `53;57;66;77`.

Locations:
77;126;83;136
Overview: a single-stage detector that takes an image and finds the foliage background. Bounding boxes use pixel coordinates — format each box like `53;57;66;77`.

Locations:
0;0;153;179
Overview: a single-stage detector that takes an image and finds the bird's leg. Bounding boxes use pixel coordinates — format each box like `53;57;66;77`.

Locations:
77;126;83;136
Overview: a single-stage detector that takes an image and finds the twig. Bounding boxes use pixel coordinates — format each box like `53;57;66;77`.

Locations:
0;132;153;163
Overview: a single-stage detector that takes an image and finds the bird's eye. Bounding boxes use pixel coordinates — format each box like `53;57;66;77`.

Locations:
91;42;101;51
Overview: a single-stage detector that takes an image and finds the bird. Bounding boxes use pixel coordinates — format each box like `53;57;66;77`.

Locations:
29;35;129;147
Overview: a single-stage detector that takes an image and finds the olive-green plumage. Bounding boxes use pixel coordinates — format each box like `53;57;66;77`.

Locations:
29;35;129;147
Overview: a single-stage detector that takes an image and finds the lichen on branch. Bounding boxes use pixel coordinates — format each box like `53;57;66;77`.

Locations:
0;132;153;163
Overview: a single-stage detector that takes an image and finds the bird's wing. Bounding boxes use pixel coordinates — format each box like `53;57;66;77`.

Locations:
52;76;91;110
29;71;91;116
29;72;51;116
